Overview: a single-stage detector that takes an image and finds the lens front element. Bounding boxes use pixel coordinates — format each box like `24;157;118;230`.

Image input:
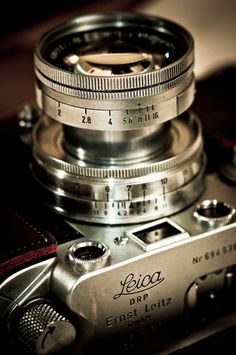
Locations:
35;13;194;129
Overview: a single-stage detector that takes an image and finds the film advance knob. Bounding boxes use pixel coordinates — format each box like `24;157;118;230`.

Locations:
15;301;76;354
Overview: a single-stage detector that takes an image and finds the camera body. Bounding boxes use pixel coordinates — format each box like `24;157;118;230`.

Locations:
1;168;236;354
0;12;236;355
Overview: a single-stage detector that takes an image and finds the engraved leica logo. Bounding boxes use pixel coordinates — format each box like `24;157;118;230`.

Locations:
113;271;165;299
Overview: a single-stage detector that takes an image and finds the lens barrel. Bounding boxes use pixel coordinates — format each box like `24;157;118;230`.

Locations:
34;12;194;129
32;13;205;224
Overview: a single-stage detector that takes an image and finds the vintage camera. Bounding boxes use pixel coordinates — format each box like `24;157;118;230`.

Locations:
0;12;236;355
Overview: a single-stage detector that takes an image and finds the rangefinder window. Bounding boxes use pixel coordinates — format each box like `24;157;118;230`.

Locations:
134;222;183;244
127;218;188;251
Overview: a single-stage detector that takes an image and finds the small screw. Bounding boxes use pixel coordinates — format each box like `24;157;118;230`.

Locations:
114;235;129;245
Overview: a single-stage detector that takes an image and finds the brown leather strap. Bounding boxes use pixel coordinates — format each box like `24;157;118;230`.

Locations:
0;206;57;278
0;118;82;280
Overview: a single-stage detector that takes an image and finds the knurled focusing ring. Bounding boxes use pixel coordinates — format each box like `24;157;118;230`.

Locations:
34;12;194;129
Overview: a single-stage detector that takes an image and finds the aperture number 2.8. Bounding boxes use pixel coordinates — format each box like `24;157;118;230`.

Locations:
82;116;92;124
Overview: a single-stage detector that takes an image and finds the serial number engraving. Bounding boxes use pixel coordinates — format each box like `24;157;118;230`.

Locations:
193;243;236;264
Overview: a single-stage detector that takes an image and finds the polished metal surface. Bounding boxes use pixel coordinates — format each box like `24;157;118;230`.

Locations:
16;301;76;354
1;174;236;354
1;5;236;355
32;112;205;223
38;176;236;345
31;13;203;224
67;240;110;271
193;199;235;228
34;12;194;129
34;13;194;88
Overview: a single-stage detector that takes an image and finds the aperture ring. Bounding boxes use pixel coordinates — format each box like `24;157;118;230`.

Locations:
36;77;194;130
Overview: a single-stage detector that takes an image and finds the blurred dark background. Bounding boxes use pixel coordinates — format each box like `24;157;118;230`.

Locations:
0;0;142;37
0;0;145;120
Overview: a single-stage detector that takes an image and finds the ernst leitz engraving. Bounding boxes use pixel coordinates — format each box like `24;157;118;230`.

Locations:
0;12;236;355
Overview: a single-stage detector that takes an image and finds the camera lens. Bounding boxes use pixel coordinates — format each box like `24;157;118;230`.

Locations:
32;13;205;224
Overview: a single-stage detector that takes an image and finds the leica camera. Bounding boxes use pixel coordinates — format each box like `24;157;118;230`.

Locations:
0;12;236;355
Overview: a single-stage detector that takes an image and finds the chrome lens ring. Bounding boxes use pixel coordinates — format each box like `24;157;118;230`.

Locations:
35;12;194;129
31;112;206;224
32;13;205;224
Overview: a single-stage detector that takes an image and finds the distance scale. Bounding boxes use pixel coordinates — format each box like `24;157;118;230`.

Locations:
32;112;204;223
